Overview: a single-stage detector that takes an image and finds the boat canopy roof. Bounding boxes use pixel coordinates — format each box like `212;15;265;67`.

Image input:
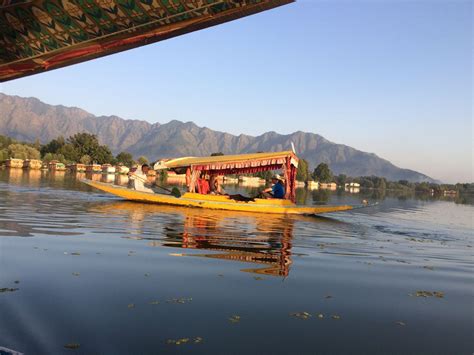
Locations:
154;151;299;175
0;0;293;82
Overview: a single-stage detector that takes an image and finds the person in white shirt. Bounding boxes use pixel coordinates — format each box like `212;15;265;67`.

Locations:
128;164;154;193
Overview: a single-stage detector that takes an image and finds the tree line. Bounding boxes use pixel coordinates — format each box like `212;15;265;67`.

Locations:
0;133;148;167
2;134;471;194
295;158;472;194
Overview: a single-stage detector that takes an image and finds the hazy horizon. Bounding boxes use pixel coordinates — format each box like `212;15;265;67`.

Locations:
0;0;471;183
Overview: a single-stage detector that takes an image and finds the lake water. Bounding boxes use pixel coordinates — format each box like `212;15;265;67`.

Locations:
0;169;472;354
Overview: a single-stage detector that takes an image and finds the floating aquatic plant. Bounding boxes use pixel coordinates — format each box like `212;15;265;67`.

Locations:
166;337;203;345
64;343;80;349
0;287;19;293
290;312;311;320
410;291;444;298
228;315;241;323
167;297;192;304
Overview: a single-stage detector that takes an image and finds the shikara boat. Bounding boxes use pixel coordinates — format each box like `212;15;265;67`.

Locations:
82;151;372;215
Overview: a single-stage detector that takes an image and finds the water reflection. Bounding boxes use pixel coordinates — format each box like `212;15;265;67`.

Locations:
93;202;294;276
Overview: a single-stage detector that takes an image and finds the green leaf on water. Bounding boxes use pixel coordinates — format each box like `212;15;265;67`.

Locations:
166;337;203;345
149;300;160;305
167;297;192;304
228;315;241;323
64;343;80;349
290;312;312;320
412;290;444;298
0;287;19;293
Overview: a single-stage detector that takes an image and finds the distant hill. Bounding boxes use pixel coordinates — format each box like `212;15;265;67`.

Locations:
0;93;435;182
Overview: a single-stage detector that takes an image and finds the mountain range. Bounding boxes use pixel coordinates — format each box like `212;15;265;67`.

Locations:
0;93;434;182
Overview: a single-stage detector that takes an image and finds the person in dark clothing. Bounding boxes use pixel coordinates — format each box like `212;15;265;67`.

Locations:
260;175;285;199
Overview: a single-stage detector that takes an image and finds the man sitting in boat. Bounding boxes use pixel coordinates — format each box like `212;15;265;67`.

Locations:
210;174;226;195
260;175;285;199
128;164;155;193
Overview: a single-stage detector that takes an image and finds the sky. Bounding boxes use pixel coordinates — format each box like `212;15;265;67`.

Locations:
0;0;472;183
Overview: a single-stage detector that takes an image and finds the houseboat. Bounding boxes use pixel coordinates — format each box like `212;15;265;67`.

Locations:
295;180;306;187
22;159;42;170
86;164;102;173
345;182;360;193
319;182;337;190
49;160;66;171
102;164;116;174
223;176;238;184
70;163;86;173
116;164;130;175
307;181;319;190
82;151;373;215
5;158;24;169
238;176;266;186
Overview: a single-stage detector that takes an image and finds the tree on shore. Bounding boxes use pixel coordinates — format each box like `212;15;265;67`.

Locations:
296;158;309;182
116;152;134;167
312;163;333;182
42;152;65;163
137;156;149;165
40;133;114;164
7;143;40;160
335;174;348;186
80;155;91;164
68;133;114;164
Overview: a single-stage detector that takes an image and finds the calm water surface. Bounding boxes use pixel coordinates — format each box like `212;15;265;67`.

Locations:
0;170;473;354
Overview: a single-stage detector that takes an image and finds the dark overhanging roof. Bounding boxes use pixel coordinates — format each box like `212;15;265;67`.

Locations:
0;0;294;82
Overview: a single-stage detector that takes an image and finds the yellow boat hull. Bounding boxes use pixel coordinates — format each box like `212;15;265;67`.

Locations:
81;179;357;215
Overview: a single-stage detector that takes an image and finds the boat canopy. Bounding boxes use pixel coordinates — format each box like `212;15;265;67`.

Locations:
0;0;294;82
154;151;299;202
